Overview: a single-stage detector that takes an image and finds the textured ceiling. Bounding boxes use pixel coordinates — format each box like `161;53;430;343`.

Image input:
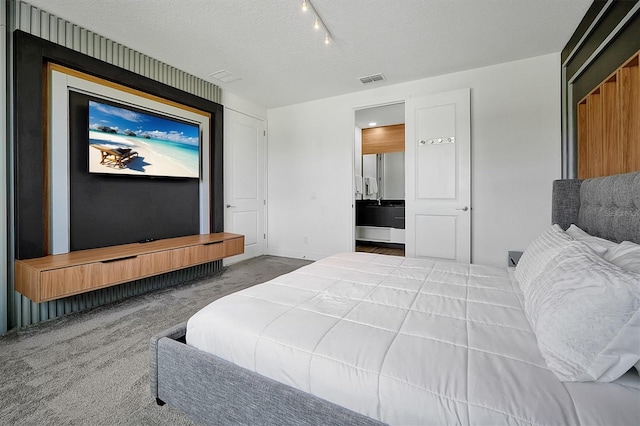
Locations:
25;0;592;109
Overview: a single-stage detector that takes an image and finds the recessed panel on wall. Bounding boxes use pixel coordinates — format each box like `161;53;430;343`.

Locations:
233;123;259;200
416;104;457;200
49;67;212;253
415;214;457;260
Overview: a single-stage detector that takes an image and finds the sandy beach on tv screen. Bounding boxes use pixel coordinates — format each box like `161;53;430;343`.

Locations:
88;131;198;178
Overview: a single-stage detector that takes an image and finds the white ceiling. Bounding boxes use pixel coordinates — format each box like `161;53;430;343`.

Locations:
25;0;592;109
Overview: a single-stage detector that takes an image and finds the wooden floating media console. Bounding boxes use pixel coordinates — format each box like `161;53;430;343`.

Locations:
15;233;244;303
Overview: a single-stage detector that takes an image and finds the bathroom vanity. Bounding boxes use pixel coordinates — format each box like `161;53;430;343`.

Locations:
355;200;405;244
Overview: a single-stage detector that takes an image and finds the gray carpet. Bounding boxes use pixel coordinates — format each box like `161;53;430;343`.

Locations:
0;255;311;426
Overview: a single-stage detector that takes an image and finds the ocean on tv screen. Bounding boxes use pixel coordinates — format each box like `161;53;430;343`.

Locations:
88;100;199;178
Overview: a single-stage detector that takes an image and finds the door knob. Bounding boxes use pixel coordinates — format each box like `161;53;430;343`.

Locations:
226;204;236;208
456;206;469;211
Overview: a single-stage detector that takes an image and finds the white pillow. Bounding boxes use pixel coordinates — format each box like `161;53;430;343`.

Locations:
515;224;574;292
524;242;640;382
604;241;640;274
566;224;618;251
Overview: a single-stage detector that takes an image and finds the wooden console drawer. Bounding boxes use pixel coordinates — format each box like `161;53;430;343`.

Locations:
139;251;174;276
100;251;175;283
172;246;208;269
14;233;245;303
202;240;226;260
41;263;102;300
171;237;243;269
222;237;244;257
99;255;142;285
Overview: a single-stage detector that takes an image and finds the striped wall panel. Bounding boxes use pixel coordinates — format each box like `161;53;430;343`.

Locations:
13;1;221;103
7;1;223;330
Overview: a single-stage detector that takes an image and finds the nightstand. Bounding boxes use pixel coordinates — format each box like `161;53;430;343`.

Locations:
508;251;523;267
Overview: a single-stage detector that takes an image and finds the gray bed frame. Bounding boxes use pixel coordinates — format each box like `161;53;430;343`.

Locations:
150;171;639;426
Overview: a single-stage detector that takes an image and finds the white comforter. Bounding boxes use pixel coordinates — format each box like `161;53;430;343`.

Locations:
186;253;640;425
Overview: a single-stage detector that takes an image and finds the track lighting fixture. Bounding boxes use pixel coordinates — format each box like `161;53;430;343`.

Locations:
301;0;332;45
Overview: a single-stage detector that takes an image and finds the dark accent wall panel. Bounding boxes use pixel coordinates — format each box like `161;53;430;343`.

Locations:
562;2;608;63
571;11;640;103
13;30;224;259
211;100;224;235
564;2;637;80
561;1;640;178
68;92;199;250
13;30;47;259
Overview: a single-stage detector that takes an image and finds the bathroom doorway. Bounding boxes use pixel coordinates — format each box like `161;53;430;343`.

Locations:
353;103;405;257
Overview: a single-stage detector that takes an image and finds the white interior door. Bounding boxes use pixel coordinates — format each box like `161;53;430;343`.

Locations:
224;109;266;262
405;88;471;263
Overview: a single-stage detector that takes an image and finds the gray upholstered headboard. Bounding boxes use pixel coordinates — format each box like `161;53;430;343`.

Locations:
552;171;640;244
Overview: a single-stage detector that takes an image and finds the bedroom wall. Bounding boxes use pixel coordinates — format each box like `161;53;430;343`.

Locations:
267;53;562;267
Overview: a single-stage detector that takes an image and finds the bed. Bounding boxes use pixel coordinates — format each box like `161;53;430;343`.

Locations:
150;171;640;425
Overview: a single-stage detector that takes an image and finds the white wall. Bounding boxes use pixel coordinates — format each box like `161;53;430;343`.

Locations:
267;53;561;267
222;91;267;120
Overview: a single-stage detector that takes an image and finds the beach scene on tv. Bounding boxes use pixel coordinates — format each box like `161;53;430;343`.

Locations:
88;100;200;178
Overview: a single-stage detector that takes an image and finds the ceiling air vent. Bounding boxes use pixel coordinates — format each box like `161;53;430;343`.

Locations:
359;73;386;84
208;69;241;84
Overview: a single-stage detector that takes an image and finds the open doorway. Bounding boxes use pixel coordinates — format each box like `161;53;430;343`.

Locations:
353;103;405;257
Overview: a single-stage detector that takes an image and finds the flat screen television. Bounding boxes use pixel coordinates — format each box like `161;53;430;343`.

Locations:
88;98;201;178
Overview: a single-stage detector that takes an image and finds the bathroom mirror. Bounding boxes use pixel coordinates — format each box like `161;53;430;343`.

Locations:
362;152;404;199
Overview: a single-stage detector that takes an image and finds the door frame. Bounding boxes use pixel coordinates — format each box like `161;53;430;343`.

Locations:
350;99;406;252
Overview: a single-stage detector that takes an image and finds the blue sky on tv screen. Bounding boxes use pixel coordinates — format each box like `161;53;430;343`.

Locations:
89;100;199;146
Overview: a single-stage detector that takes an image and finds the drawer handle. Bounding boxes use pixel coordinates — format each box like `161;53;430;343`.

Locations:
203;241;223;246
102;255;138;263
